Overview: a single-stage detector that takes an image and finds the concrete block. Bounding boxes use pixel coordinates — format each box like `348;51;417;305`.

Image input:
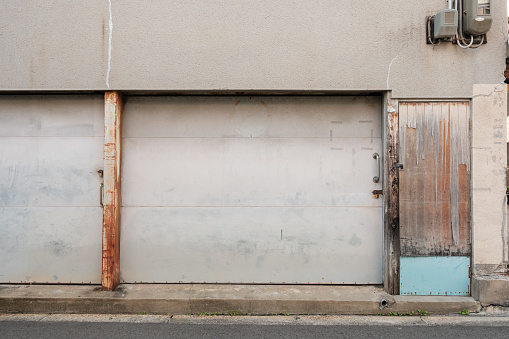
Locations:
472;275;509;307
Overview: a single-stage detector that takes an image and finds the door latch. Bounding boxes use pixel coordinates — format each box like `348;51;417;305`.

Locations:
372;190;383;199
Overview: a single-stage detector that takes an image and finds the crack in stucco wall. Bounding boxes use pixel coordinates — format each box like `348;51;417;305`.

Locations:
386;55;398;89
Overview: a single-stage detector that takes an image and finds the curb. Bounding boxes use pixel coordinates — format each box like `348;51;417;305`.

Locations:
0;284;481;316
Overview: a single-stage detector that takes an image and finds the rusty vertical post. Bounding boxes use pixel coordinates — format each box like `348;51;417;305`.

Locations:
102;91;122;291
384;99;400;295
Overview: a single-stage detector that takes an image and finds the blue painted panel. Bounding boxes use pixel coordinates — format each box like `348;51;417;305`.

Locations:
400;256;470;296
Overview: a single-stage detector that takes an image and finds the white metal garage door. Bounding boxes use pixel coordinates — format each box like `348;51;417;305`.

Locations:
121;96;383;284
0;95;104;283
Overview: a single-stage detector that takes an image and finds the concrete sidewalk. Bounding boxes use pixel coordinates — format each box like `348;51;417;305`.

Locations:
0;284;481;316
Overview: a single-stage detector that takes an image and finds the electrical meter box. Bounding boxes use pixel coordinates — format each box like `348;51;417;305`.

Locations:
434;9;458;39
463;0;492;35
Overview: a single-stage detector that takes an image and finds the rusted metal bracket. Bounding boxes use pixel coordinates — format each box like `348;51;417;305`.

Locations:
373;190;383;199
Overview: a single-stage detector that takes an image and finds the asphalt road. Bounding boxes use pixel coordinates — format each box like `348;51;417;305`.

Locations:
1;316;509;339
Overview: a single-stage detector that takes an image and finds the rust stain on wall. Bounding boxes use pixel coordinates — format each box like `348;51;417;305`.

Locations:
102;91;122;290
399;102;471;256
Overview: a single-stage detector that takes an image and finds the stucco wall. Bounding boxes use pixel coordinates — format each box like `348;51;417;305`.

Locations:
471;84;508;275
0;1;506;97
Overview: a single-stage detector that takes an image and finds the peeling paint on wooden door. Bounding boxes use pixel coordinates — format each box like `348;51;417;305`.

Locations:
399;102;471;257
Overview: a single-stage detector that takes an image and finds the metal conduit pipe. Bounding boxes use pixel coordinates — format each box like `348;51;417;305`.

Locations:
456;0;473;48
458;0;465;41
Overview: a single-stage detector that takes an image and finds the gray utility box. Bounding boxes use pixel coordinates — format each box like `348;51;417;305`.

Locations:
434;9;458;39
463;0;492;36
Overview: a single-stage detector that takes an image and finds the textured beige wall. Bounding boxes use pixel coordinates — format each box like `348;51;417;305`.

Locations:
471;84;508;275
0;2;108;90
0;1;506;97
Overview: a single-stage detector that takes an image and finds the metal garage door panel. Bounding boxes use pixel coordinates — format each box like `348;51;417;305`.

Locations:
123;96;381;139
121;96;382;284
0;95;103;283
123;138;381;207
121;206;382;284
0;137;104;206
0;207;102;283
0;95;104;137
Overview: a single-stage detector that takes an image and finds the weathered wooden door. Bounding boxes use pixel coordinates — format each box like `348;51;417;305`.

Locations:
120;96;384;284
399;102;471;295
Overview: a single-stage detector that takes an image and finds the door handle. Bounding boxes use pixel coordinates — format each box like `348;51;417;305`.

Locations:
373;153;380;183
100;183;104;207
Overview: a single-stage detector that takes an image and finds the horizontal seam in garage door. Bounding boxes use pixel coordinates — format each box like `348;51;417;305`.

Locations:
120;206;383;208
121;137;381;139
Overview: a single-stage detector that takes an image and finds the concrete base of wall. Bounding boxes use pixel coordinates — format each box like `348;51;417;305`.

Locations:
482;305;509;316
474;264;505;276
472;275;509;307
0;284;480;315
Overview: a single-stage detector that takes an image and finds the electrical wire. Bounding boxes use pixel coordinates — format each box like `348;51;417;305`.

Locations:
427;17;441;46
431;0;485;50
455;0;478;49
456;34;474;49
469;34;485;49
455;0;469;48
